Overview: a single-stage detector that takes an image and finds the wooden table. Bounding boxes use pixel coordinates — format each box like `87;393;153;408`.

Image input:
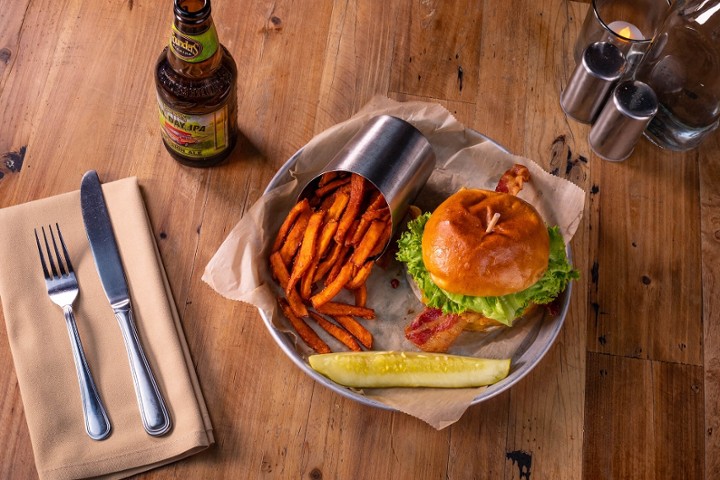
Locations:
1;0;717;478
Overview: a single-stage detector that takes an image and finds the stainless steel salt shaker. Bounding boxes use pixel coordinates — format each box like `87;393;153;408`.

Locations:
589;80;658;162
561;42;627;124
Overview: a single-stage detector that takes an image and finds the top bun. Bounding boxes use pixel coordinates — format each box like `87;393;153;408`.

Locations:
421;188;550;297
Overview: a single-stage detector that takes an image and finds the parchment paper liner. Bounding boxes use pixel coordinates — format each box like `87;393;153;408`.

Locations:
203;96;585;430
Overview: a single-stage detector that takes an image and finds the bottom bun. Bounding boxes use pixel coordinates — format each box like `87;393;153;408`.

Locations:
461;312;504;332
461;303;539;332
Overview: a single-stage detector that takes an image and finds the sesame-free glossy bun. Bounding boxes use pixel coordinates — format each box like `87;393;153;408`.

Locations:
421;188;550;297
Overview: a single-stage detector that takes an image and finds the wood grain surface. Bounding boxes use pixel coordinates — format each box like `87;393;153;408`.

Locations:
0;0;717;478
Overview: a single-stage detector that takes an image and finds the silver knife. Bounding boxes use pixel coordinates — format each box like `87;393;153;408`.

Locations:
80;170;171;436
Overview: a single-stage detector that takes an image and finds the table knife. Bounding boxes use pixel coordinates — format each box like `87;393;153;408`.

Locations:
80;170;171;436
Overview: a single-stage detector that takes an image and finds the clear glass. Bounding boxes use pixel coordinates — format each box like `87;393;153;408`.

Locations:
574;0;672;73
635;0;720;151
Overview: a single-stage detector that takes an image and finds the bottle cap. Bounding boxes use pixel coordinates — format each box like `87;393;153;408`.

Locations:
589;80;658;162
561;42;627;124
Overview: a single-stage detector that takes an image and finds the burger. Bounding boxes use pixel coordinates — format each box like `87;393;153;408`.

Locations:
395;173;578;352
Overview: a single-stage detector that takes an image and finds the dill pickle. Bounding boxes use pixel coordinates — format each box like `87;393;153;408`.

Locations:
309;351;511;388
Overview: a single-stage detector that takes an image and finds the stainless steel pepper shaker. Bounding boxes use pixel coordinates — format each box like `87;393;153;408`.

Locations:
561;42;627;124
589;80;658;162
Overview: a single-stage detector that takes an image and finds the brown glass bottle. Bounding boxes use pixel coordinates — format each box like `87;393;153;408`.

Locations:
155;0;238;167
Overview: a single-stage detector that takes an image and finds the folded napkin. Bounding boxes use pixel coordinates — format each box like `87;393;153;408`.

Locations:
0;177;213;479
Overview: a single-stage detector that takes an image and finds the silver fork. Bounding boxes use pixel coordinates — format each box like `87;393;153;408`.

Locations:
34;224;111;441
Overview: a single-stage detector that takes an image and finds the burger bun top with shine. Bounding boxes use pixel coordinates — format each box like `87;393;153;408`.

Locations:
421;188;550;297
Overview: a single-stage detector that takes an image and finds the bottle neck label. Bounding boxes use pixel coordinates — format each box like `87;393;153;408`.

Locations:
170;23;219;63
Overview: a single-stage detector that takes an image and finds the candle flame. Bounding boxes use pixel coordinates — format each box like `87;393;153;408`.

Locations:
608;20;643;41
618;26;633;39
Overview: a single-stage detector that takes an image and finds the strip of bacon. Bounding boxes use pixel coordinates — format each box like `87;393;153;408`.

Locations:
495;164;530;196
404;307;469;353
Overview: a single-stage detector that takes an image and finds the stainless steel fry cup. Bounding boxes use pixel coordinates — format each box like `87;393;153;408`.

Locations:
300;115;435;246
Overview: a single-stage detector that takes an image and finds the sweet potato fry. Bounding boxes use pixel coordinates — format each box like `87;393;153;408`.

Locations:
315;192;349;260
278;298;329;354
272;198;310;253
366;190;386;210
318;171;344;187
326;244;351;283
346;191;383;246
299;262;316;300
279;209;312;265
269;252;309;317
349;220;386;266
353;284;367;307
315;301;376;319
309;312;362;352
326;191;350;221
311;262;354;308
269;252;286;282
364;206;390;222
317;191;337;211
317;220;339;257
333;314;373;349
349;210;390;247
287;210;325;293
345;260;374;290
368;219;392;258
342;218;360;248
287;289;309;318
315;177;351;198
348;218;372;247
314;241;343;282
334;174;367;244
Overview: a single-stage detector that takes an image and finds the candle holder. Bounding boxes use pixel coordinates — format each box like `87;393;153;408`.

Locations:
574;0;672;74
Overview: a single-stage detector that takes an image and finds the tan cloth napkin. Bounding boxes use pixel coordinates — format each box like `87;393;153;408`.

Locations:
0;177;213;479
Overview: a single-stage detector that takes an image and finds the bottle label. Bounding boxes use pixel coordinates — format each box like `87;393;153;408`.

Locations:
169;23;219;63
157;96;230;159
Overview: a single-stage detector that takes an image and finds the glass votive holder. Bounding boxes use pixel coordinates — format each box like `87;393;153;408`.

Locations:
574;0;672;74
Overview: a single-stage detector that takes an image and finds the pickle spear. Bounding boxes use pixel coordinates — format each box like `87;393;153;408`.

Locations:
308;351;511;388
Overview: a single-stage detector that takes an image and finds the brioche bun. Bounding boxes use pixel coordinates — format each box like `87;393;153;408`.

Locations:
421;188;550;297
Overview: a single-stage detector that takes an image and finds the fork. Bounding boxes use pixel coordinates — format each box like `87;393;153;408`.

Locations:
34;224;111;441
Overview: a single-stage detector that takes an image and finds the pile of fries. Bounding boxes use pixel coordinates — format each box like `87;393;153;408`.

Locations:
269;172;392;353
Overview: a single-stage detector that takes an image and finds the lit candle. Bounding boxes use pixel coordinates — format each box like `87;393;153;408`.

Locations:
606;21;644;41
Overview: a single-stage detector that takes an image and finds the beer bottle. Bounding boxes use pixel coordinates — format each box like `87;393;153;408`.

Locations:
155;0;238;167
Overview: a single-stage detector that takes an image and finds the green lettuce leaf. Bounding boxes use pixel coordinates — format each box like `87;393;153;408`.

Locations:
396;212;579;325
